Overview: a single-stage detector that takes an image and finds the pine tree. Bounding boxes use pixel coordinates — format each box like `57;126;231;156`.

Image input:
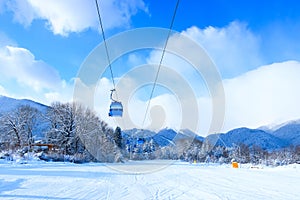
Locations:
114;126;122;148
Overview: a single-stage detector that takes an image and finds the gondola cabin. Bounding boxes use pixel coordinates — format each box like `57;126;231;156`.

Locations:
108;101;123;117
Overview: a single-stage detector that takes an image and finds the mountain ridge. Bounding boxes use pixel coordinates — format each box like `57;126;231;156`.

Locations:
0;95;49;115
1;95;299;150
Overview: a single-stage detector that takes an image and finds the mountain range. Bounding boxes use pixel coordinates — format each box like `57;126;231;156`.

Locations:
0;95;299;150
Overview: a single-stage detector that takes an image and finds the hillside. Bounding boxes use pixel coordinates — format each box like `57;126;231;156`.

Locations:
206;128;290;150
124;125;300;151
0;95;49;115
271;121;300;146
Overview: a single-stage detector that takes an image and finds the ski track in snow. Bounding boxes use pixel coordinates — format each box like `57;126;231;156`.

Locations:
0;161;299;200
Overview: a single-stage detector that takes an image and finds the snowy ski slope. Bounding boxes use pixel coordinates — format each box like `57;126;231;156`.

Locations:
0;160;299;200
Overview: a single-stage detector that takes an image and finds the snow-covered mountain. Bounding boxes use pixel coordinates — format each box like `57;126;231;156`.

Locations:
153;129;179;146
180;129;205;142
270;120;300;146
124;123;300;151
0;95;49;115
1;95;299;150
123;128;203;147
206;128;290;150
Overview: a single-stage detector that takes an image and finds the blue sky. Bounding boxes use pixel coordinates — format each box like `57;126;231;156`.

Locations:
1;0;300;133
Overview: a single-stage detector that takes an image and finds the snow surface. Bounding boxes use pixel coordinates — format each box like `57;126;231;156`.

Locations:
0;160;299;200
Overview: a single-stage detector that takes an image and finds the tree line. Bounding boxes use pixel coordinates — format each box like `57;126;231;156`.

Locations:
0;102;299;165
119;136;300;166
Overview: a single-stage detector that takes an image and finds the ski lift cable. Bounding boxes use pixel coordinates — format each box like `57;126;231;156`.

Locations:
142;0;181;127
95;0;117;93
95;0;126;128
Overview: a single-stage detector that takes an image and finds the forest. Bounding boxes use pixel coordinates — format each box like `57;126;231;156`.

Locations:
0;103;299;165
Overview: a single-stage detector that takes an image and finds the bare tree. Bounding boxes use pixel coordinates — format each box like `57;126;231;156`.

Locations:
18;105;39;147
46;102;75;155
0;105;40;150
45;102;121;162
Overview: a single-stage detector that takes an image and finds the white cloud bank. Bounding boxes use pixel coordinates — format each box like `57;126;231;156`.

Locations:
182;21;263;78
111;61;300;135
4;0;147;36
223;60;300;131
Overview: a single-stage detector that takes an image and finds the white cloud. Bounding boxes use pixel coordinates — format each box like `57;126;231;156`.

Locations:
145;22;263;98
128;93;182;131
94;81;187;132
0;46;62;91
94;77;115;122
4;0;147;36
182;21;263;78
222;60;300;131
0;45;77;106
43;79;74;104
127;53;146;66
6;0;36;27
